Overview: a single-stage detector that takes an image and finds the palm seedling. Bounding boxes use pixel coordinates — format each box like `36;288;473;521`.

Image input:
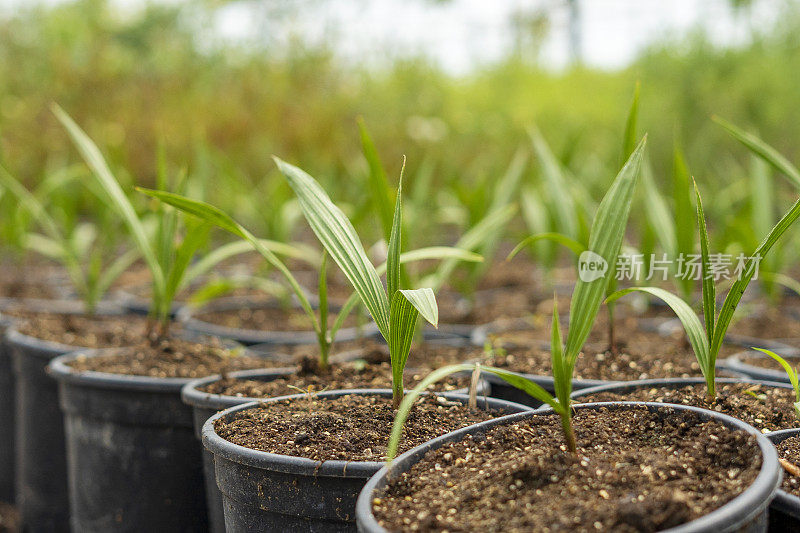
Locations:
604;119;800;398
139;159;481;375
386;137;647;457
507;87;642;353
0;165;139;313
52;105;314;339
607;176;800;398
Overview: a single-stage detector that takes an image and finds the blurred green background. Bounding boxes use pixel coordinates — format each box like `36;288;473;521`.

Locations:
1;0;799;229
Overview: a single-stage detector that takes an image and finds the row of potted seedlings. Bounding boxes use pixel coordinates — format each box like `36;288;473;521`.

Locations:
0;108;541;531
2;106;800;532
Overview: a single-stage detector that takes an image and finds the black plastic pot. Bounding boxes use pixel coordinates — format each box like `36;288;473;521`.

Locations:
720;350;800;384
2;300;129;530
47;347;233;532
182;367;296;533
0;315;14;503
356;402;782;533
177;296;379;346
6;329;84;531
202;389;532;532
765;428;800;531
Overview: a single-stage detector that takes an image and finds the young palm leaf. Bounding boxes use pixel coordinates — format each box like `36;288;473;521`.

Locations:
607;178;800;397
275;156;442;408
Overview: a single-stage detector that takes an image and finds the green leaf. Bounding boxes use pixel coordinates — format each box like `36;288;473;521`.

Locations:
753;348;800;405
530;125;578;238
507;233;586;261
549;298;571;411
641;159;677;258
673;144;694;299
95;248;141;304
429;204;516;290
621;82;640;163
52;104;165;301
163;219;211;319
694;180;716;346
387;160;405;297
564;136;646;363
180;239;318;292
482;366;561;412
388;291;421;399
387;363;476;461
607;287;712;388
398;288;437;327
714;115;800;190
274;157;391;339
137;187;318;330
358;118;395;241
711;195;800;358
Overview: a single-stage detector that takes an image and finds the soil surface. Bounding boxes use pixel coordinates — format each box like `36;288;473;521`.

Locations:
5;310;149;348
192;303;366;331
576;381;798;433
214;393;501;461
776;435;800;497
0;278;60;300
728;305;800;341
0;502;17;533
484;314;740;382
66;336;269;378
200;341;485;396
372;405;762;532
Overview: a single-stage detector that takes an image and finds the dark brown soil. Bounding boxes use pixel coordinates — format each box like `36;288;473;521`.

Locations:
5;310;149;349
484;314;740;381
0;502;17;533
372;405;762;532
214;393;500;461
66;336;270;378
576;382;799;433
192;303;366;331
776;435;800;497
0;278;60;300
200;342;485;397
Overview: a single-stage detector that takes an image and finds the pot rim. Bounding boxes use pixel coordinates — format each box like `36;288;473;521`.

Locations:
721;349;800;383
569;376;793;402
176;295;379;345
47;345;257;392
201;389;532;478
355;401;782;533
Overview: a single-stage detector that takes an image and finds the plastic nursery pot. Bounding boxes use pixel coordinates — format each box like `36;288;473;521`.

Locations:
201;389;533;532
765;428;800;531
355;402;782;533
0;315;14;503
47;346;254;532
181;367;296;533
3;300;126;531
177;296;379;346
719;350;800;384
